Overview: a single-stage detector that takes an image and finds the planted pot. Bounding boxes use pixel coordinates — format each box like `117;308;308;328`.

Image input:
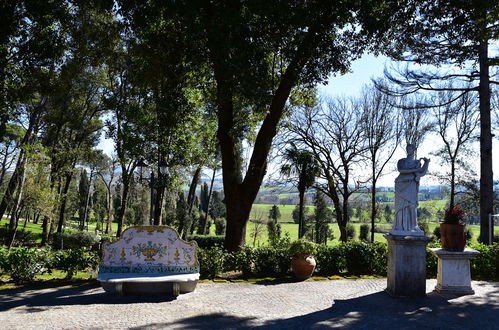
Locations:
440;223;466;252
291;254;316;280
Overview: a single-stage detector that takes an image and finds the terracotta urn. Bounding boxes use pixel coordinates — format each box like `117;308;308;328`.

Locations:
291;254;316;280
440;223;466;252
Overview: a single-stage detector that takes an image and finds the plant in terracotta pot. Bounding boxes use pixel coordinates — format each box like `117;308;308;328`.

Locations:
289;239;316;280
440;205;466;252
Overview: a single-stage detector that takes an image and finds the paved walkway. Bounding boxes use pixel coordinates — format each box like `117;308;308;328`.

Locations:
0;279;498;329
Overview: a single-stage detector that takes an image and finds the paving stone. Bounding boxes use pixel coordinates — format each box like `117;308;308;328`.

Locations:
0;279;498;329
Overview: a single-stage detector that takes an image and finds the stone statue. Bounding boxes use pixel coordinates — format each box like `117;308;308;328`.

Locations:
391;144;430;236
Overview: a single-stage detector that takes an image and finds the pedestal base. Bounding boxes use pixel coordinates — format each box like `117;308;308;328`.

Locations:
385;234;431;297
430;248;479;295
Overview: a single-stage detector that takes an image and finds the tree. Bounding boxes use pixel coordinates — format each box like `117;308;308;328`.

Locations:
78;169;90;229
95;154;118;234
431;89;479;209
119;0;415;250
312;190;332;244
281;143;320;238
360;87;401;242
289;99;368;242
267;204;282;244
379;0;498;244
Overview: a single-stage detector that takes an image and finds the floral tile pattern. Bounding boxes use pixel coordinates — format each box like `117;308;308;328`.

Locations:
100;226;199;275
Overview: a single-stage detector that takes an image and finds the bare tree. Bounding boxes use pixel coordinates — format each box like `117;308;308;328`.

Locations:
361;87;401;242
431;88;479;209
288;98;367;241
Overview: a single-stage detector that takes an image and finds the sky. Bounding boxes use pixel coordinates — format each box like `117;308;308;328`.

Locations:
98;53;498;188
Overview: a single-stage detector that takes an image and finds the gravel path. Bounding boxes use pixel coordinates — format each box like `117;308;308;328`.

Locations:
0;279;498;329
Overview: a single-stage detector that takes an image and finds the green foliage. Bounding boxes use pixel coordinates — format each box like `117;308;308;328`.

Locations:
253;246;290;277
343;241;387;276
359;224;370;241
2;248;50;284
469;243;499;280
188;235;225;249
288;239;316;257
0;228;36;247
53;231;99;250
268;205;281;222
51;249;98;279
346;223;356;240
198;246;230;279
313;191;333;244
214;218;226;236
315;245;344;275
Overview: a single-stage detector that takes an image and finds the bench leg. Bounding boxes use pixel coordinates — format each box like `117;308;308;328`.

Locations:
172;283;180;297
115;283;123;296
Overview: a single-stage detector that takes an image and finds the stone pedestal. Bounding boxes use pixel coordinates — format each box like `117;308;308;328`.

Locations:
430;248;479;295
385;234;431;297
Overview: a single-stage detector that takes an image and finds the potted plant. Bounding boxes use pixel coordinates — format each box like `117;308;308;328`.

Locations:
289;239;316;280
440;205;466;252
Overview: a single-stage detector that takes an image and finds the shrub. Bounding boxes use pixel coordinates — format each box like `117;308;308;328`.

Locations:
2;248;50;284
289;239;316;257
188;235;225;249
197;246;229;278
426;242;440;278
0;247;7;275
359;224;369;241
346;224;355;240
0;228;36;247
53;231;99;250
469;242;498;280
433;226;441;239
214;218;226;235
315;244;344;275
253;246;290;277
342;241;386;275
51;249;98;279
233;246;256;277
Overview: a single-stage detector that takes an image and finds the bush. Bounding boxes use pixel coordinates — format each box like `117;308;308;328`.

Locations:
469;242;498;280
315;245;344;275
0;228;36;247
346;224;355;240
289;239;316;257
53;231;99;250
214;218;226;235
233;246;256;277
188;235;225;249
343;241;382;275
51;249;98;279
359;224;369;241
2;248;50;284
253;246;290;277
197;246;230;278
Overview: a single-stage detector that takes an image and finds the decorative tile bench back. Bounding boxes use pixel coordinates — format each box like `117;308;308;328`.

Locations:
100;226;199;274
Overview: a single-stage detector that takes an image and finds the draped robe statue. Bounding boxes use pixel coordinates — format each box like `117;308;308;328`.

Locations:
391;144;430;236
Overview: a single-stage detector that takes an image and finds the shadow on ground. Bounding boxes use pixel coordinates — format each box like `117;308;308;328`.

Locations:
0;284;176;312
131;283;499;329
1;282;498;329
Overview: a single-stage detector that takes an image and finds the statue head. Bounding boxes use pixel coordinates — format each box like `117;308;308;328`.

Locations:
406;144;416;158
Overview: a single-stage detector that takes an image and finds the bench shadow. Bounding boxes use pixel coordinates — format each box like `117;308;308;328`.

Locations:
0;284;178;312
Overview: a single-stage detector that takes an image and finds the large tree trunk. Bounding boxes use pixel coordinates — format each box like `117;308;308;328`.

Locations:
478;40;493;244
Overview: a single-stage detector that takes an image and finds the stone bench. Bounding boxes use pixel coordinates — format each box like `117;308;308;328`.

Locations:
97;226;200;296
